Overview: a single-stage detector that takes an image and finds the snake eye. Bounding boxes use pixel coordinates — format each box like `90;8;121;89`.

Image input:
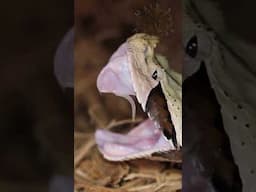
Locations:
186;35;198;58
152;70;158;80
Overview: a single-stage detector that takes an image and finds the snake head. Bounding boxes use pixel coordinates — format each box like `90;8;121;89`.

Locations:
95;34;176;161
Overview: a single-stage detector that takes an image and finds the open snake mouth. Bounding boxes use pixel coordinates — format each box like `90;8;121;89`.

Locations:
95;84;178;161
95;34;181;161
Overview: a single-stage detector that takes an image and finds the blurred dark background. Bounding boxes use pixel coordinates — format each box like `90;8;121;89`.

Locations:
0;0;73;191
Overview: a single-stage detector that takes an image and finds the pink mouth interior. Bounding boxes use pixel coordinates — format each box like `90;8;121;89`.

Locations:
95;119;174;161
